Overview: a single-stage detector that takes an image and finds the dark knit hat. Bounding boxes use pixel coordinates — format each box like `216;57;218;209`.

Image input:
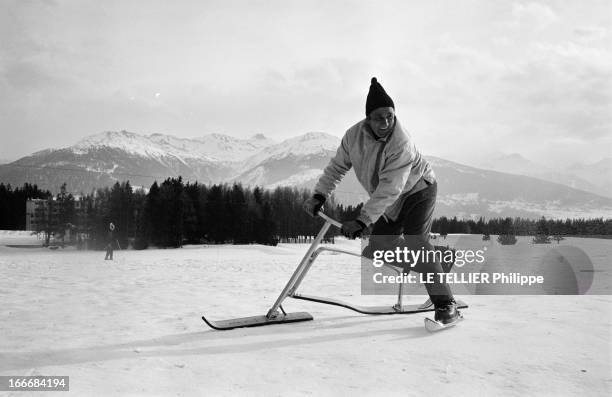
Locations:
366;77;394;116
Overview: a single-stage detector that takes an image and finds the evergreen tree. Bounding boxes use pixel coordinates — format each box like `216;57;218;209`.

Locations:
228;183;248;244
144;181;162;247
205;184;227;243
56;183;76;245
533;216;552;244
181;182;201;244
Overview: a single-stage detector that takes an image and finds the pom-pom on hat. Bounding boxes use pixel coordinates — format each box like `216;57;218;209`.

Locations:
366;77;394;116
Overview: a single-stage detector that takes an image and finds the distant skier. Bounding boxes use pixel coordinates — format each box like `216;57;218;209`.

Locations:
303;77;461;326
104;222;115;260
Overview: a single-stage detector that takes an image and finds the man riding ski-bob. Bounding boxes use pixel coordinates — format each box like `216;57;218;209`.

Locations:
303;77;460;325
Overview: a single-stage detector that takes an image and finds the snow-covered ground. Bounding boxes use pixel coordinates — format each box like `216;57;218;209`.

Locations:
0;234;610;396
0;230;45;246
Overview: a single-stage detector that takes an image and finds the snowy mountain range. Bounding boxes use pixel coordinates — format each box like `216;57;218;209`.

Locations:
0;130;611;219
567;158;612;197
476;153;612;199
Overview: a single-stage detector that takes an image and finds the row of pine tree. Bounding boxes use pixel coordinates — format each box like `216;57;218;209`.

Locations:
0;180;610;249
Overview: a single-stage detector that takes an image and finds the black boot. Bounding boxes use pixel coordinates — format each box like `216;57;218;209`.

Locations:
434;299;461;324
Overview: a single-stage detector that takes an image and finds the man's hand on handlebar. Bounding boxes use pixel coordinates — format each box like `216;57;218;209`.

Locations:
302;194;326;217
341;219;366;239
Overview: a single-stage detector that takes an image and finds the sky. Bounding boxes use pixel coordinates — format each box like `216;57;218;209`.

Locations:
0;0;610;168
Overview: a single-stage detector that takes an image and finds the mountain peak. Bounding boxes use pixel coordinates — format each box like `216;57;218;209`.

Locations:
73;130;174;158
204;133;234;141
571;157;612;169
76;130;140;146
299;132;334;140
284;132;339;149
502;153;528;160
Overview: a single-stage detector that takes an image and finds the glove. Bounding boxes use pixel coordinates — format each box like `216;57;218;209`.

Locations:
341;219;367;239
302;194;326;217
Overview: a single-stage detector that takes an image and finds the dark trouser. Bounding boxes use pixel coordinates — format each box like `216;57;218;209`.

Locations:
362;180;454;307
105;244;113;260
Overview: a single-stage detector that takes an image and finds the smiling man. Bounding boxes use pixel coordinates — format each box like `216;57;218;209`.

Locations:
303;77;461;325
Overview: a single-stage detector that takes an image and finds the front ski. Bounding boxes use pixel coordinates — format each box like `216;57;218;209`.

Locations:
291;293;468;315
424;314;464;332
202;312;313;330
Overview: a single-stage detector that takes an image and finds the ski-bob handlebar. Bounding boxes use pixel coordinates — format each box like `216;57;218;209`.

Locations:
318;212;342;229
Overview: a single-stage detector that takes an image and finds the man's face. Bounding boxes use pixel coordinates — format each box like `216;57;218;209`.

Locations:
367;107;395;139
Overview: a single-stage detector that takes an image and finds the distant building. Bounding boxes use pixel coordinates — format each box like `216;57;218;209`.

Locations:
26;197;89;245
26;198;58;231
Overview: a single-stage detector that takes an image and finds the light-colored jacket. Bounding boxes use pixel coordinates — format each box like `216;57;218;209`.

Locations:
314;118;435;225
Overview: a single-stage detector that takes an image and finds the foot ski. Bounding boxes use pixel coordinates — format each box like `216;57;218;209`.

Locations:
424;314;463;332
202;312;313;330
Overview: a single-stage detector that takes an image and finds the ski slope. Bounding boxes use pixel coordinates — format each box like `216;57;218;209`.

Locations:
0;236;610;396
